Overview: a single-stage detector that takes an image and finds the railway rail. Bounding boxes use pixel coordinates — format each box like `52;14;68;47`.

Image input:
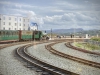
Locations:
45;42;100;69
15;43;79;75
0;41;33;49
65;42;100;56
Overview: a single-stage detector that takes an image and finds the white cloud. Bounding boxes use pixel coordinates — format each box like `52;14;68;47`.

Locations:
27;11;36;18
53;9;64;12
75;12;94;21
10;13;22;16
0;1;37;9
61;13;75;21
0;0;100;30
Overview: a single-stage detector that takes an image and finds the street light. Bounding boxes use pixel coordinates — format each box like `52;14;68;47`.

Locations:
37;24;38;30
17;17;18;30
0;18;1;30
51;28;52;39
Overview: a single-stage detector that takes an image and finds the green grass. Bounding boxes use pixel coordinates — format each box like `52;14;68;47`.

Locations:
74;42;100;50
91;37;100;42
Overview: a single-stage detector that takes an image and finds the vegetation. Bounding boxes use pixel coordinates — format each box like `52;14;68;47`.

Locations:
74;42;100;50
91;37;100;42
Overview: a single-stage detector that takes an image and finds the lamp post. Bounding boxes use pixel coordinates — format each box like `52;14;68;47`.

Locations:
37;25;38;30
0;18;1;30
51;28;52;40
36;23;38;30
17;17;18;30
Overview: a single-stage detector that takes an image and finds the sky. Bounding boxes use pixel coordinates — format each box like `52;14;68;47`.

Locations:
0;0;100;30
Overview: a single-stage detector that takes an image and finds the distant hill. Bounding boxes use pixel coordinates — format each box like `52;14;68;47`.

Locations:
46;28;84;33
78;29;100;36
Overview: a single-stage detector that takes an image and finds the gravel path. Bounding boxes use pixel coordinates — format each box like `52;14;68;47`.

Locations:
0;43;39;75
52;42;100;63
27;43;100;75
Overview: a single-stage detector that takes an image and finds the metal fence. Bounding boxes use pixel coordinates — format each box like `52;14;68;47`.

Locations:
84;39;100;46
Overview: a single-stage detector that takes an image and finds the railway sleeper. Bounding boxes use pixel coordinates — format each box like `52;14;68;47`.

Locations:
42;72;51;75
17;44;79;75
47;42;100;70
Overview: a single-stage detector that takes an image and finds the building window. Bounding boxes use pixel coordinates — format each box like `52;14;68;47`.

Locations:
24;19;25;22
24;28;25;30
20;23;21;26
15;23;16;26
3;22;5;25
3;17;5;20
15;28;16;30
15;18;16;21
20;18;21;21
9;17;11;20
3;27;5;30
24;24;25;26
9;28;11;30
28;19;29;22
20;28;21;30
9;22;11;25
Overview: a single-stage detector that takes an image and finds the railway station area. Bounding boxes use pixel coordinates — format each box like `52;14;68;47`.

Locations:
0;29;100;75
0;1;100;74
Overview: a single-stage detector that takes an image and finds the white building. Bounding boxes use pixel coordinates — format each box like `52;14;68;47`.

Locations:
23;17;30;30
30;22;38;30
0;14;30;30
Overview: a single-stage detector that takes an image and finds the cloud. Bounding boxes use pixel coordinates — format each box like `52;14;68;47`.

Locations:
10;13;22;16
75;12;94;21
0;0;100;30
61;13;75;21
0;1;36;9
26;11;44;28
27;11;36;18
42;12;100;30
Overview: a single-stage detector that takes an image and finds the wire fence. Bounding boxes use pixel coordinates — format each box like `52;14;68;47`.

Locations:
84;39;100;47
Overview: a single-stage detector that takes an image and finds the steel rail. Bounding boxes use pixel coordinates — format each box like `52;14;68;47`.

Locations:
65;42;100;56
45;42;100;69
16;43;79;75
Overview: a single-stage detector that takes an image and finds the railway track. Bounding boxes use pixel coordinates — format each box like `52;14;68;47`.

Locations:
45;42;100;69
65;42;100;56
0;38;84;49
15;43;79;75
0;41;33;49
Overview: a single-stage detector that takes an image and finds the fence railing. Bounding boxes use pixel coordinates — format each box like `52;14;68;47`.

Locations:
84;39;100;46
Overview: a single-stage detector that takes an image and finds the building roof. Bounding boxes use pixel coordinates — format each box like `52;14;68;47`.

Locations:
30;22;38;26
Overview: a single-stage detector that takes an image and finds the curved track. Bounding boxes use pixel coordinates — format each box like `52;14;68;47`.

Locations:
65;42;100;56
16;43;78;75
0;42;26;49
45;42;100;69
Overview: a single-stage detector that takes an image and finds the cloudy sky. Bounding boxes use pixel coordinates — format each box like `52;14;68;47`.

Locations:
0;0;100;30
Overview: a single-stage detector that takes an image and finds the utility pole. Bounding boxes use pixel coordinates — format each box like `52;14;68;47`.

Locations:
37;24;38;30
17;17;18;30
0;18;1;30
51;28;52;39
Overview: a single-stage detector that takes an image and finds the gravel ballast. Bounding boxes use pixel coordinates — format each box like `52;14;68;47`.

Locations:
52;42;100;63
0;43;39;75
27;43;100;75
